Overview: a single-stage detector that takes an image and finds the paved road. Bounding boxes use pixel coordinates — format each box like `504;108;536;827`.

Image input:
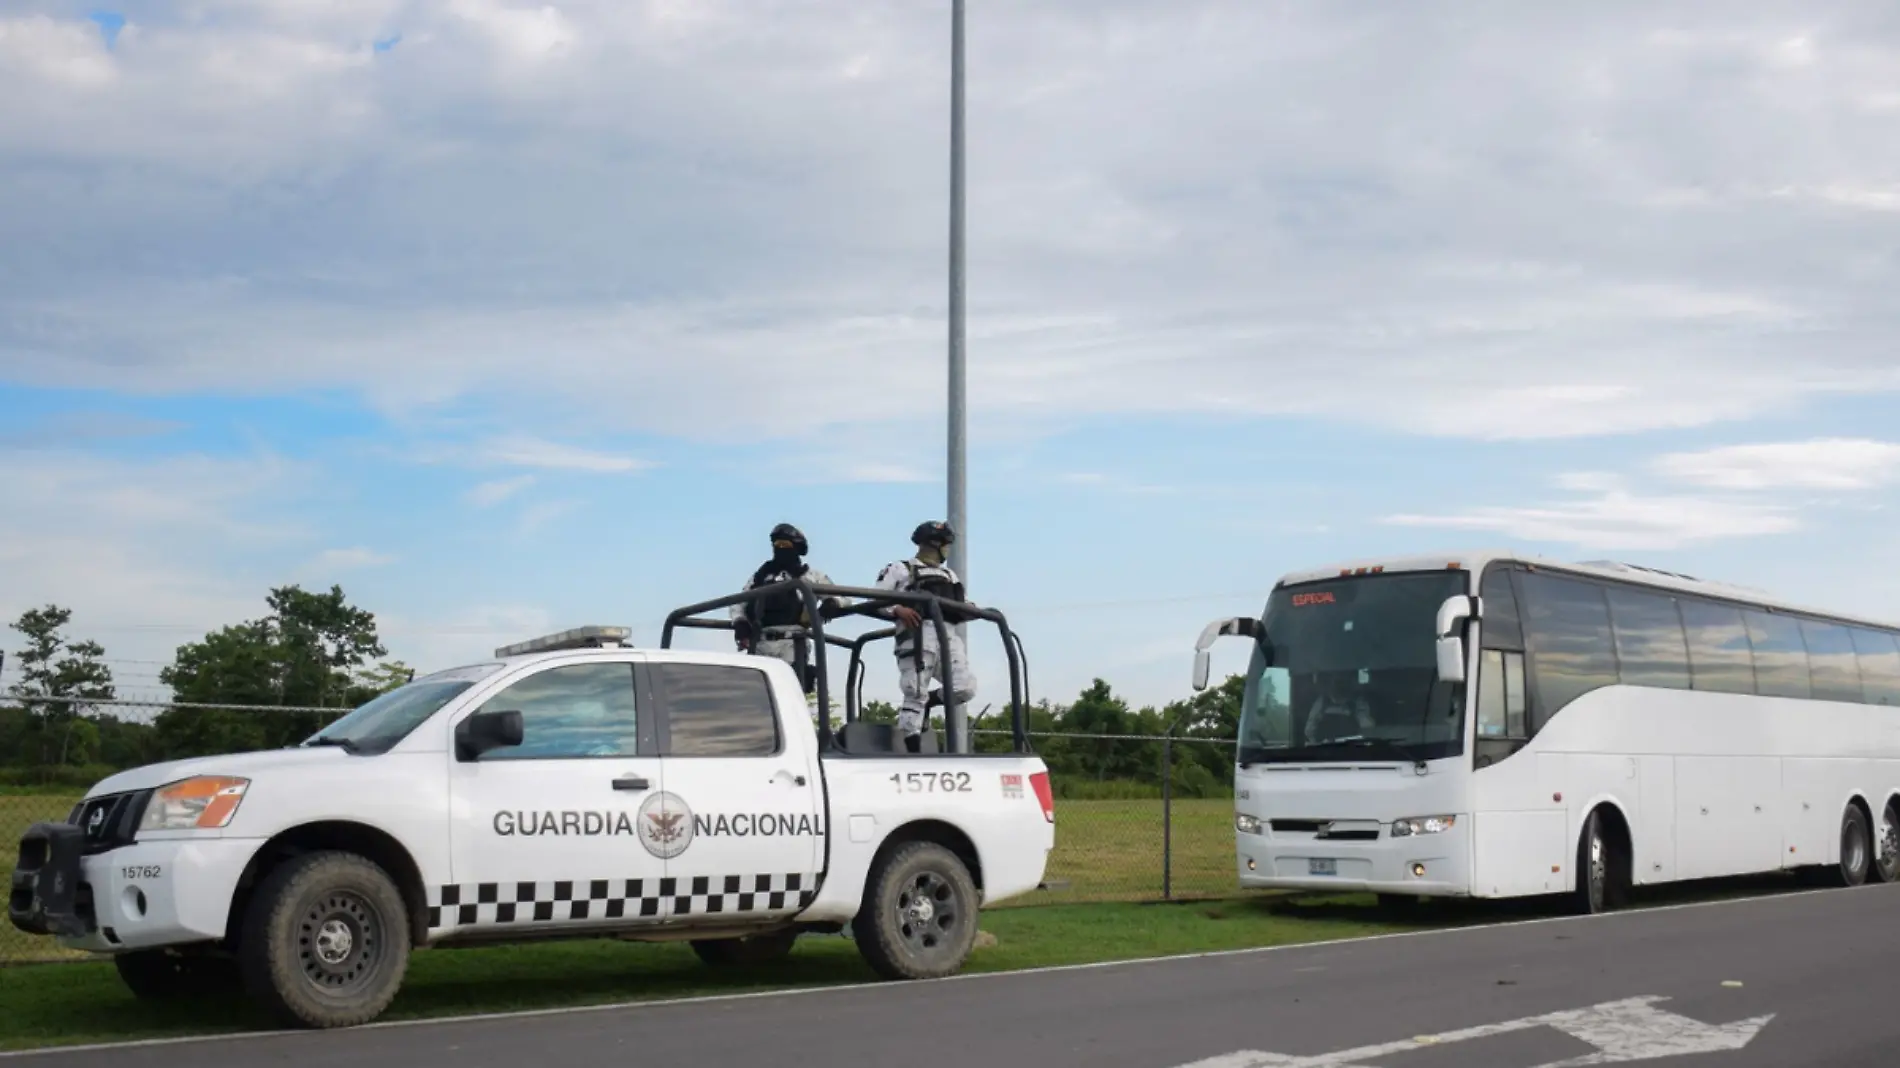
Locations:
15;883;1900;1067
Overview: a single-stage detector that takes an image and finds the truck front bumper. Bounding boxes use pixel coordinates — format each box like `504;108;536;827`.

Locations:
10;821;257;954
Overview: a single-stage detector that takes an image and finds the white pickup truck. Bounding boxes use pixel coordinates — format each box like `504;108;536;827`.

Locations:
8;580;1055;1030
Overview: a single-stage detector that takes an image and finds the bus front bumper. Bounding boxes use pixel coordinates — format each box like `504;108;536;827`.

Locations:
1236;821;1471;897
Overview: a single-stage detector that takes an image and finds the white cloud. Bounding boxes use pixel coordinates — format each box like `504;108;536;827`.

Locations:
0;448;317;682
1383;475;1800;551
311;547;396;571
3;1;1899;446
1652;438;1900;490
465;474;537;506
0;15;117;89
477;436;652;473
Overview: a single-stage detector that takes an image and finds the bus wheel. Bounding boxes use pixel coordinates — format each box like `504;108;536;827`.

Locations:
1571;809;1627;915
1873;801;1900;885
1834;804;1873;888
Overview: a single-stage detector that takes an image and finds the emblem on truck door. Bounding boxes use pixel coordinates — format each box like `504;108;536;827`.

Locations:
637;791;695;859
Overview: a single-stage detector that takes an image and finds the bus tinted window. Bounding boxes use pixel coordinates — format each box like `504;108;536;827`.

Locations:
1802;620;1864;703
1743;611;1811;699
1851;629;1900;707
1519;572;1620;721
1680;599;1756;695
1605;586;1690;690
1479;567;1522;650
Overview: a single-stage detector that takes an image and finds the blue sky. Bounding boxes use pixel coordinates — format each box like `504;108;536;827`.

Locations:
3;1;1899;711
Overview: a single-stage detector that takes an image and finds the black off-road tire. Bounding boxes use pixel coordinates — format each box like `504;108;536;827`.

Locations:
853;841;980;981
112;947;240;1000
1832;804;1872;888
237;851;411;1029
690;928;800;968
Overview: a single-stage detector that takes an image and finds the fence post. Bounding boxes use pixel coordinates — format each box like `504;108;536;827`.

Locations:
1162;728;1174;900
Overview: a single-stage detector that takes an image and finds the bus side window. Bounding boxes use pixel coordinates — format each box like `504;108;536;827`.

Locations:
1478;649;1529;739
1503;650;1527;736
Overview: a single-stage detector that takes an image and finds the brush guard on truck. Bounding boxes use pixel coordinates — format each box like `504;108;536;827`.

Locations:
8;822;90;939
661;579;1032;756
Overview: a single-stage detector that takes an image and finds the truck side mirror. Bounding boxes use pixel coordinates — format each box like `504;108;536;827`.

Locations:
1192;650;1212;692
457;709;524;761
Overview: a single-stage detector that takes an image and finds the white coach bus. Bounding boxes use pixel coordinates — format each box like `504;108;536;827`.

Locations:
1191;550;1900;913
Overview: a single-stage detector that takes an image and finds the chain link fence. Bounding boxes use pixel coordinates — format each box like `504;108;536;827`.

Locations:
1;697;1240;964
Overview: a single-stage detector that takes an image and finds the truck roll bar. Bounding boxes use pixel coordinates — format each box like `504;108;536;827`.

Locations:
660;577;1031;755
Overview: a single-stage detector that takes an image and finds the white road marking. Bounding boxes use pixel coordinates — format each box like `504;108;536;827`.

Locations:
0;882;1864;1059
1170;996;1773;1068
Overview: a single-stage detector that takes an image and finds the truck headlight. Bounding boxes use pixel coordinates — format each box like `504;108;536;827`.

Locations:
1390;814;1456;838
139;776;251;831
1235;814;1263;835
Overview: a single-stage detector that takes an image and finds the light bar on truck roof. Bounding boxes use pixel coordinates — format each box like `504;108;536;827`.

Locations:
493;625;634;658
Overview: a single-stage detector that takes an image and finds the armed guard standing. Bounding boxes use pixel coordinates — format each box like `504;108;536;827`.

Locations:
732;523;842;708
874;520;977;750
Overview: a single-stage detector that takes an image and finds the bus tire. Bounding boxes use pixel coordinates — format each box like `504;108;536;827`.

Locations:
237;851;412;1029
1571;809;1627;915
1873;800;1900;885
852;840;979;981
1833;803;1872;888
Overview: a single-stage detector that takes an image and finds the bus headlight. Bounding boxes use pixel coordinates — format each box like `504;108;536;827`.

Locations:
1235;814;1264;835
1390;815;1456;838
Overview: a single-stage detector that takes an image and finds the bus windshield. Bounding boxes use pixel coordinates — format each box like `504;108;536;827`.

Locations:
1238;570;1468;765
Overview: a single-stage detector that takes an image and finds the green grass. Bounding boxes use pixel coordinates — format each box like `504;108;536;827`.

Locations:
1024;797;1238;904
0;894;1437;1052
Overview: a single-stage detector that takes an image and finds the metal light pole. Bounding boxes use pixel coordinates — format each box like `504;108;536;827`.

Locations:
945;0;969;755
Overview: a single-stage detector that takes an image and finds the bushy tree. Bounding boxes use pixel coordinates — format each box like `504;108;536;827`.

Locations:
5;605;116;769
157;584;387;756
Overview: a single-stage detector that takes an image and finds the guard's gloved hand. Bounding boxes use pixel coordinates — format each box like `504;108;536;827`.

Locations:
733;618;755;651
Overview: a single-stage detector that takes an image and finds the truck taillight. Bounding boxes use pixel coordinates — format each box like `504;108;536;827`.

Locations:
1030;771;1054;823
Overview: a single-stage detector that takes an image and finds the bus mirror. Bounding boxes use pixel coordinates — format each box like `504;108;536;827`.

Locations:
1191;616;1260;692
1436;635;1466;683
1435;594;1476;639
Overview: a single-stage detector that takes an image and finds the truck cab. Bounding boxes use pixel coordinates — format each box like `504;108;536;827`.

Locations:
10;579;1052;1030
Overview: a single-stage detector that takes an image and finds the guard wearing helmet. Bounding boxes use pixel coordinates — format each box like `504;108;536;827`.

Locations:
732;523;842;706
874;520;977;749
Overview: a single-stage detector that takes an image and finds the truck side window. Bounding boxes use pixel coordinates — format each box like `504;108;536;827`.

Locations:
655;663;780;757
475;663;640;760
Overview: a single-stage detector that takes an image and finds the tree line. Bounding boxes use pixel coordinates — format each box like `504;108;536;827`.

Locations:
4;590;1243;798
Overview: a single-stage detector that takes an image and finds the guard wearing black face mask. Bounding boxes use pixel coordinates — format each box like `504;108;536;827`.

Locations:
731;523;842;708
875;520;977;747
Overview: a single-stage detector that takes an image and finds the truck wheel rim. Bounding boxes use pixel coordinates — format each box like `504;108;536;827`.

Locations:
299;891;381;989
896;871;959;955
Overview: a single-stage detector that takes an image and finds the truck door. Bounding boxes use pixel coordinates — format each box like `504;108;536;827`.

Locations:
444;658;670;936
647;659;824;922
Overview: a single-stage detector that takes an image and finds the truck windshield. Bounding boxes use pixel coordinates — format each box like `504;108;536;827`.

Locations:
1238;571;1468;765
305;664;503;755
